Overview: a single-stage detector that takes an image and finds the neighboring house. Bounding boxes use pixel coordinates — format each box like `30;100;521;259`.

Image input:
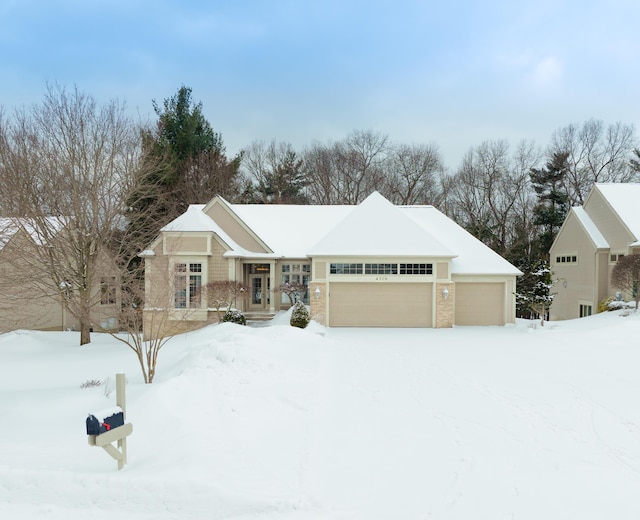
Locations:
142;191;521;334
550;183;640;321
0;218;120;332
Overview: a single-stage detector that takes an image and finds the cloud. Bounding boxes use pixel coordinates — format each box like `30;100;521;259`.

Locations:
530;56;563;91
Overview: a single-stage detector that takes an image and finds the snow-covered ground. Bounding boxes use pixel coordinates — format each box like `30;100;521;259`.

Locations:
1;310;640;519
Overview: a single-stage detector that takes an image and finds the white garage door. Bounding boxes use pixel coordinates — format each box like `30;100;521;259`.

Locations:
455;282;505;326
329;282;432;327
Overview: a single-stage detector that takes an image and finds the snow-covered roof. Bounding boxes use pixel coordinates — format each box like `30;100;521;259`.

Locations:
307;192;455;257
160;204;244;253
402;205;523;275
229;203;352;258
158;194;521;275
572;207;609;249
0;216;66;250
595;183;640;244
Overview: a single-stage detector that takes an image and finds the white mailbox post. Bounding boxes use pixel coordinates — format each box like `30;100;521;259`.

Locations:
87;373;133;470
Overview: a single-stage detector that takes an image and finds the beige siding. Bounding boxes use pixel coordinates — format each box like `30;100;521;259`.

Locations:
455;282;505;326
328;282;432;327
314;261;327;281
164;235;209;254
206;202;267;252
437;262;449;279
208;239;229;283
550;211;598;320
585;189;635;250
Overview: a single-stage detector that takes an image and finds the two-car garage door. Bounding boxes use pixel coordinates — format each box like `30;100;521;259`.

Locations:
329;282;432;327
327;281;506;327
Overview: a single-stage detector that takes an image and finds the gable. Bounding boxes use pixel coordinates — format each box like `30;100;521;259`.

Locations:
584;185;636;250
203;197;270;253
307;192;454;257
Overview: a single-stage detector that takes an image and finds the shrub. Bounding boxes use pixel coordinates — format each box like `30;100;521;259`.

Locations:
222;309;246;326
598;296;615;313
290;301;310;329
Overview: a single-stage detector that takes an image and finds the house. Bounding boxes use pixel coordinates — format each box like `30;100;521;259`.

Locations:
550;183;640;321
0;218;120;332
142;191;521;334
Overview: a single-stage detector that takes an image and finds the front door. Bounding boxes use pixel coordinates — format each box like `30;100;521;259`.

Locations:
249;275;270;310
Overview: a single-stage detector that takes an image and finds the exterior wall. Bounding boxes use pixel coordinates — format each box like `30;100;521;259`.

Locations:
205;202;267;252
143;231;233;339
309;281;327;325
584;189;635;252
550;211;599;321
435;282;454;328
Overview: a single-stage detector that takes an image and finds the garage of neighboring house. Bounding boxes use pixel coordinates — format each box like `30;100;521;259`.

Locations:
454;282;505;326
328;282;433;327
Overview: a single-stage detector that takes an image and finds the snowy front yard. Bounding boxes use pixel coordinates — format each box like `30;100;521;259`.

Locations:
1;311;640;519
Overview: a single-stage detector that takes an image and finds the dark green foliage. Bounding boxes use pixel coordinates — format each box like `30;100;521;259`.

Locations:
290;301;310;329
126;86;242;258
515;260;555;325
222;310;247;326
530;152;570;257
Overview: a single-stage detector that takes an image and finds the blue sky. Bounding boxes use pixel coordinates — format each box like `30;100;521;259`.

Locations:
2;0;639;168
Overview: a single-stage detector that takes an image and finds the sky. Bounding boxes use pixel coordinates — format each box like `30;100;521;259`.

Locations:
1;0;640;169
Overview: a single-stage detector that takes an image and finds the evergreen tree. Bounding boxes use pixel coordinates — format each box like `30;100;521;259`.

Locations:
515;260;556;326
529;152;570;257
127;86;242;255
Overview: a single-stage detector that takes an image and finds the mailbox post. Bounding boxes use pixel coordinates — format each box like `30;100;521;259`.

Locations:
87;373;133;470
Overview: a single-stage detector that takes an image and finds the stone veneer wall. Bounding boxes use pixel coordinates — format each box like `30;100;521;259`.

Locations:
436;282;454;328
309;281;327;326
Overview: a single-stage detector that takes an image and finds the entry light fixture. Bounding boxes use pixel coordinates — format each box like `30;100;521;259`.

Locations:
314;286;321;299
442;287;449;300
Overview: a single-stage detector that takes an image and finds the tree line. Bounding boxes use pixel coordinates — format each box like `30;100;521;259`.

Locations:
0;84;638;350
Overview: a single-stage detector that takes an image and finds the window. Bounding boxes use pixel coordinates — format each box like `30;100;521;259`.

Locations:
281;263;310;303
399;263;433;275
579;304;592;318
365;263;398;275
100;277;116;305
174;263;202;309
555;255;577;264
330;263;363;274
329;262;434;275
610;253;625;263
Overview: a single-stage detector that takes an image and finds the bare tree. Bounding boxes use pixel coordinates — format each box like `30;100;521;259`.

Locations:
201;280;249;320
302;129;390;205
242;140;307;203
611;254;640;310
274;281;308;305
447;140;539;258
382;143;444;206
548;119;637;205
0;85;146;344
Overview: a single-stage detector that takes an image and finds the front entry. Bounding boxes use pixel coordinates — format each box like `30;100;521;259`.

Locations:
249;274;270;310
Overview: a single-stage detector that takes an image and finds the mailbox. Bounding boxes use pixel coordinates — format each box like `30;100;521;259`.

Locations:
86;406;124;435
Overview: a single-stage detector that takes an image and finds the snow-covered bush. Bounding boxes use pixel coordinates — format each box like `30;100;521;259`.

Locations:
290;301;310;329
598;296;615;313
222;309;247;326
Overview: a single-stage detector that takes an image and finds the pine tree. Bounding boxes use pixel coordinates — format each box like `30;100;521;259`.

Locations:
529;152;570;257
127;86;242;257
515;260;556;326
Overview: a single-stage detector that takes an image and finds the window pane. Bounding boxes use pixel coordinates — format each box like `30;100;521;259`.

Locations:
282;264;290;273
189;275;201;307
174;276;186;308
175;263;187;273
190;263;202;273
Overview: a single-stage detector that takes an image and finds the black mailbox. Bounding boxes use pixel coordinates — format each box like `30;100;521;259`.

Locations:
86;406;124;435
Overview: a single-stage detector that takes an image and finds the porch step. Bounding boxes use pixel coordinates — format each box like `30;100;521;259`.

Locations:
244;312;277;326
